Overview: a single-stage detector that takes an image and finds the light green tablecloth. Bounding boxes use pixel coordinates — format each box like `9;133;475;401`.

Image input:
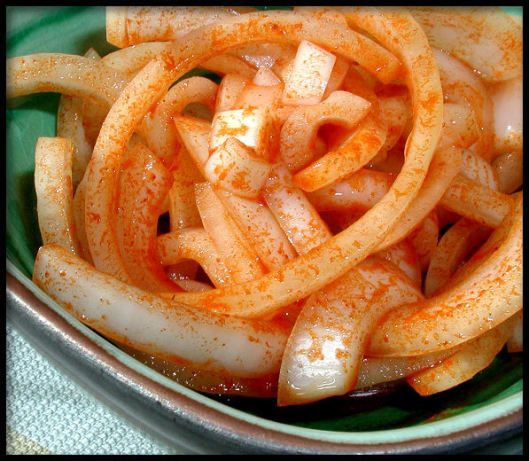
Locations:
6;322;182;455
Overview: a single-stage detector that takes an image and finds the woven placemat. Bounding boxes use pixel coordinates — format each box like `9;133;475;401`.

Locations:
6;323;183;455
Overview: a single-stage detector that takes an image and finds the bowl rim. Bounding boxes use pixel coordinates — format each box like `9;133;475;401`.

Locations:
6;260;523;453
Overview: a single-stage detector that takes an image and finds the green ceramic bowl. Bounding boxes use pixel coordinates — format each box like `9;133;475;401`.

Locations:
6;6;523;454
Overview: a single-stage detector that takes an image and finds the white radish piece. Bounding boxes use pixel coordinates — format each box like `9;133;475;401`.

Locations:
438;103;480;150
55;47;100;189
157;228;233;287
293;103;387;192
209;107;272;161
282;40;337;106
280;90;371;172
195;182;265;283
236;83;284;113
440;174;514;229
115;142;176;293
278;257;424;405
34;137;81;256
357;350;456;390
167;147;204;231
252;67;281;86
204;137;271;199
433;47;494;161
369;194;522;357
424;218;491;297
217;190;297;272
264;164;332;255
375;240;422;288
72;176;92;264
307;168;394;212
323;56;350;98
489;77;523;156
173;116;211;172
408;312;520;395
408;7;522;82
106;6;253;47
408;211;439;273
33;244;288;378
200;54;256;79
141;76;218;161
460;148;499;191
215;73;250;112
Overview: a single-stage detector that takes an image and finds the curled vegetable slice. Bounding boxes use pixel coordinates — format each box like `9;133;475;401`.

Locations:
408;312;520;395
278;258;423;405
33;244;289;379
34;137;81;256
440;174;515;228
369;193;522;357
6;53;128;107
424;218;491;297
157;228;234;288
115;142;177;292
164;10;443;318
408;7;522;82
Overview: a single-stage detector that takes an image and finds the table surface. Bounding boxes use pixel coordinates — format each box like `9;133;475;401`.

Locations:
6;320;523;455
6;322;183;455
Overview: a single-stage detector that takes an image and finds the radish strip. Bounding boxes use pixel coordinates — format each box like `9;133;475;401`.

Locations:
216;73;250;112
72;176;92;264
157;228;233;287
376;147;462;251
433;47;495;161
33;244;288;379
424;218;492;297
204;137;272;199
440;175;514;228
307;169;395;212
375;240;422;289
141;76;218;162
460;149;499;191
85;58;172;283
201;54;256;79
369;194;522;356
293;99;386;192
357;350;456;390
280;90;371;172
408;7;522;82
408;212;439;273
7;54;128;106
278;258;423;405
106;6;253;47
195;182;266;284
167;148;204;231
34;137;81;256
115;142;177;292
264;165;332;255
218;191;297;272
408;313;520;395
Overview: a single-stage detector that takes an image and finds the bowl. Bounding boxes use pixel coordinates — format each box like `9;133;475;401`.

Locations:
6;6;523;454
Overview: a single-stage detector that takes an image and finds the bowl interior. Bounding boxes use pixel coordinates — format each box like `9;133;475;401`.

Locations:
6;5;523;444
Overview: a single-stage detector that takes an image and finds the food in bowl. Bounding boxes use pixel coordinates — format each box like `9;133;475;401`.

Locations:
6;6;522;413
